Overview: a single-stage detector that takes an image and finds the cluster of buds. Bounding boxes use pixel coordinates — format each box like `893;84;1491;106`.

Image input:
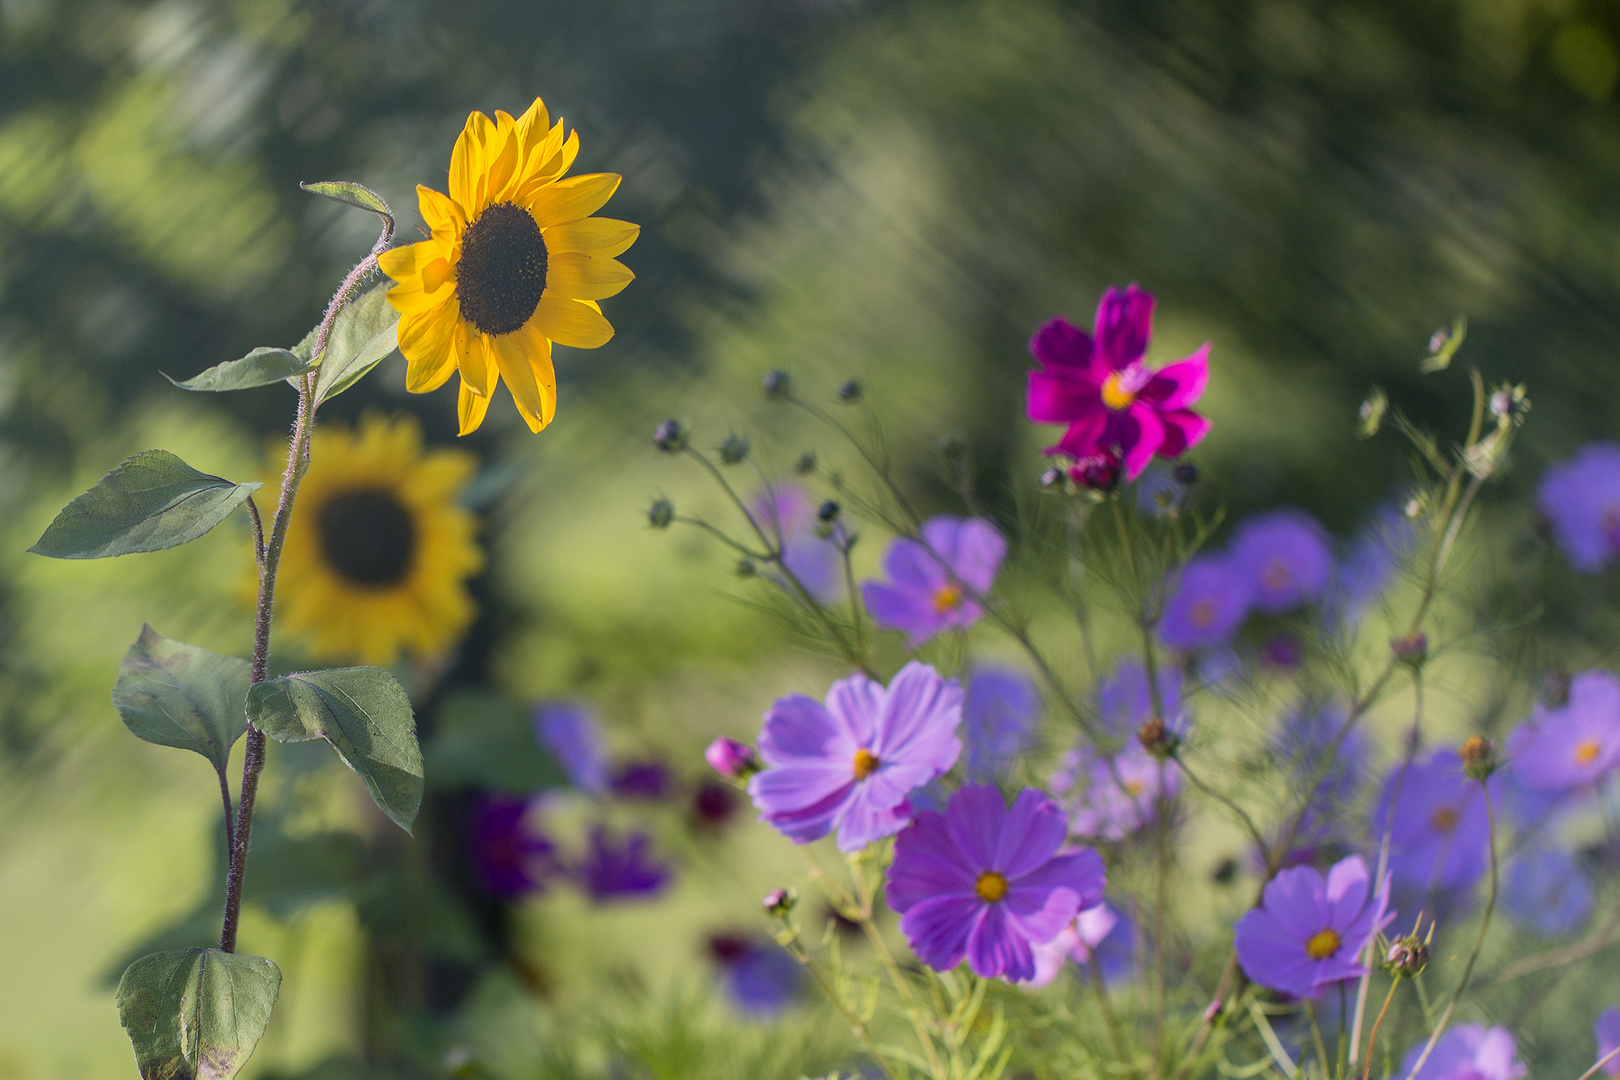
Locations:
705;737;762;783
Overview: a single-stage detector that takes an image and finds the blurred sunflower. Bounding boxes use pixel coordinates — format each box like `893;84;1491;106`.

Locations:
379;97;638;435
274;413;484;666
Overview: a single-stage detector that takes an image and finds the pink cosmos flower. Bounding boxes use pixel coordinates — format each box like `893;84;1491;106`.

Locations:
1027;284;1211;480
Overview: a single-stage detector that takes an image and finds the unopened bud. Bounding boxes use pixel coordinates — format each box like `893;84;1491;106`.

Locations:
1039;466;1066;490
1384;936;1429;978
1391;632;1427;668
736;559;756;578
795;451;817;475
817;500;840;523
653;419;688;453
1137;717;1178;758
762;887;797;916
837;379;863;403
1070;452;1121;493
719;433;751;465
1459;735;1497;781
647;498;675;529
706;737;761;781
762;370;792;400
1203;999;1223;1023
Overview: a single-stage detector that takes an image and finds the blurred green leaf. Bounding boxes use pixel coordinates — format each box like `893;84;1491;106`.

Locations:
310;281;399;406
29;450;261;559
165;348;314;393
300;180;394;233
112;625;250;772
247;667;422;832
425;691;567;794
115;948;281;1080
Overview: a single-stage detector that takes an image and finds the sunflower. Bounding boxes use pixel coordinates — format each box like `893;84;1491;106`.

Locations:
274;413;485;666
379;97;638;436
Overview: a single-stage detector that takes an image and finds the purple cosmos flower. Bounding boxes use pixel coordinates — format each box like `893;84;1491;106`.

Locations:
1097;659;1186;738
748;661;963;853
1596;1008;1620;1077
1538;442;1620;573
886;784;1106;981
1371;750;1492;899
1399;1024;1526;1080
1056;742;1181;841
534;701;608;794
754;483;843;603
1230;509;1334;614
468;795;560;898
1026;284;1212;480
1021;902;1135;988
1503;846;1591;936
964;667;1041;782
1507;670;1620;793
1233;854;1393;1000
1159;556;1250;651
610;759;674;801
707;934;803;1017
576;826;672;902
861;517;1006;646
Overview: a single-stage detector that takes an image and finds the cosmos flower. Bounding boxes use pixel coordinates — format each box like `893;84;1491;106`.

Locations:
1371;750;1491;900
707;934;803;1017
1233;854;1393;1000
1537;443;1620;573
1026;284;1211;480
963;666;1042;782
748;661;963;852
1021;902;1135;988
1596;1008;1620;1077
753;483;844;604
886;785;1106;981
576;826;671;902
468;795;559;898
610;759;674;800
1506;670;1620;793
1053;742;1180;841
1096;658;1185;737
1502;846;1591;936
1399;1024;1526;1080
1229;509;1334;614
1159;556;1250;651
861;517;1006;646
533;701;609;794
380;98;637;434
690;780;740;828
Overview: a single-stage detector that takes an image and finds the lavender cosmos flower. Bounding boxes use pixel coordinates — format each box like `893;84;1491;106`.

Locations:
964;666;1041;782
1233;854;1393;999
1026;284;1212;480
748;661;963;852
468;795;559;898
1230;509;1334;614
610;759;674;800
1399;1024;1526;1080
1097;659;1185;738
886;785;1106;981
1057;743;1181;841
1503;846;1591;936
754;483;843;603
708;934;803;1017
1507;670;1620;793
1022;902;1135;988
1371;750;1491;899
1538;442;1620;572
1596;1008;1620;1077
577;826;671;902
534;701;608;794
1159;556;1250;651
861;517;1006;646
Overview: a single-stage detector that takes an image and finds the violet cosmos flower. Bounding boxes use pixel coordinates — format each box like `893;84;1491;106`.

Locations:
1021;902;1135;988
1230;509;1334;614
1506;669;1620;793
754;483;843;603
748;661;963;853
1538;442;1620;573
468;795;560;898
1596;1008;1620;1077
534;701;609;794
1502;846;1591;936
1056;742;1181;841
707;934;803;1017
610;759;674;801
886;784;1106;981
1026;284;1211;480
576;826;672;903
963;666;1041;782
1097;658;1186;738
1371;750;1492;899
1159;556;1251;651
1399;1024;1526;1080
1233;853;1393;1000
862;517;1006;646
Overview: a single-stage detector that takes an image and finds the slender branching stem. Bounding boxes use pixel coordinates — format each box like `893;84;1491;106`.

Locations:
1360;976;1403;1080
216;766;236;860
1575;1045;1620;1080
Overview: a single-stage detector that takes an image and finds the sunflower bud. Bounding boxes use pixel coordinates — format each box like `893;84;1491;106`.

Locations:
762;887;797;916
1391;632;1427;669
1137;717;1178;759
647;498;674;529
794;451;817;475
1384;935;1430;978
762;370;792;400
1459;735;1497;781
653;419;688;453
705;737;761;782
837;379;862;403
719;433;751;465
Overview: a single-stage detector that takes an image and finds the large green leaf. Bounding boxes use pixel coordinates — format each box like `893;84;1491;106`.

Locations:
247;667;422;832
165;347;314;392
112;625;251;772
29;450;261;559
294;280;399;406
116;948;281;1080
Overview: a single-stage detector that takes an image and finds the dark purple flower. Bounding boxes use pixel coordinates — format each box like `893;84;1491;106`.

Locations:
611;759;674;800
707;935;803;1017
1097;659;1185;738
1399;1024;1526;1080
577;827;672;902
1507;670;1620;793
754;483;843;603
1230;509;1334;614
964;667;1041;782
1233;854;1392;1000
1261;633;1304;669
1026;284;1212;480
1055;742;1180;841
705;737;760;781
1596;1008;1620;1077
1022;902;1135;987
534;701;608;794
469;795;559;899
886;785;1106;981
1503;846;1591;936
1371;750;1491;898
1538;442;1620;573
1159;556;1250;651
748;661;963;853
861;517;1006;646
691;780;740;827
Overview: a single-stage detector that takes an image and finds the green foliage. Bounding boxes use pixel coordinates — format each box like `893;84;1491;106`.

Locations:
111;625;251;773
29;450;262;559
298;181;394;235
166;348;315;393
293;281;399;407
246;667;423;833
115;947;281;1080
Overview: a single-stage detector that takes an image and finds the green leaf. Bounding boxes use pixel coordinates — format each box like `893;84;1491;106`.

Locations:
112;625;251;772
285;280;401;406
247;667;422;832
116;948;281;1080
165;348;314;393
30;450;261;559
299;180;394;232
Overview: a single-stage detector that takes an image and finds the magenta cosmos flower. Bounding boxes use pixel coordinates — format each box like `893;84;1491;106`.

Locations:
1507;670;1620;793
886;784;1106;981
1233;854;1393;999
748;661;963;852
1027;284;1211;481
861;516;1006;646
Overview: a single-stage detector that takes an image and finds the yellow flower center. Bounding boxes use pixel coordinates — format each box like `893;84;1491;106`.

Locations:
1262;559;1292;591
853;748;880;779
1305;928;1342;961
975;871;1009;903
1101;371;1137;411
1124;779;1146;796
1189;598;1217;628
1430;806;1460;834
1576;739;1602;766
932;584;964;614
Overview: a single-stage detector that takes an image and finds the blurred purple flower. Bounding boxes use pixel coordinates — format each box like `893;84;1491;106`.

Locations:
1506;670;1620;793
1097;659;1185;738
1326;507;1417;624
1135;463;1191;518
1055;742;1180;841
886;785;1106;981
1596;1008;1620;1077
534;701;608;794
1502;846;1591;936
469;795;559;899
964;667;1041;782
1538;442;1620;573
861;517;1006;646
611;759;674;801
577;826;672;902
748;661;963;853
1230;509;1334;614
754;483;843;603
1399;1024;1526;1080
1159;556;1250;651
1371;750;1491;899
1234;854;1392;1000
691;780;740;827
709;937;803;1017
1021;902;1135;988
1261;633;1304;669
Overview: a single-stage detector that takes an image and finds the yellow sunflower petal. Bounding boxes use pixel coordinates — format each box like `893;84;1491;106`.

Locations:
379;238;438;282
531;294;615;349
455;325;495;397
528;330;558;427
490;324;555;432
449;110;495;211
457;381;492;436
543;217;640;258
482;111;522;205
544;252;634;301
399;304;458;392
417;185;466;249
387;267;454;315
513;97;551;157
527;172;621;227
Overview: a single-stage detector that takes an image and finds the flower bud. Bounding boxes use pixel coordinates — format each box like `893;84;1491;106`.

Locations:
719;433;751;465
1391;632;1427;669
1137;717;1178;759
762;887;797;916
1459;735;1497;781
762;370;792;400
1384;936;1430;978
1039;466;1066;490
647;498;675;529
653;419;688;453
794;451;817;475
837;379;862;403
706;737;761;781
817;500;840;523
1203;999;1223;1023
1070;452;1121;493
1428;326;1451;354
1358;387;1388;439
736;558;757;578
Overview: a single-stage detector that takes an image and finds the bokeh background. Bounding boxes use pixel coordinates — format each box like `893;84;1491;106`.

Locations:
4;0;1620;1076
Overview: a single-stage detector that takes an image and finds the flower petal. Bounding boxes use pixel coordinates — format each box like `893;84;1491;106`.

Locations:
967;903;1034;980
992;789;1068;878
945;783;1007;869
1139;346;1209;410
758;694;854;764
545;252;634;301
1093;284;1154;368
457;381;492;436
1117;403;1165;480
873;661;962;769
1027;370;1102;425
490;325;553;432
528;172;622;227
1234;908;1320;998
1157;410;1211;457
833;794;913;852
888;811;980;911
531;294;615;349
543;217;640;258
418;184;467;249
898;894;983;972
450;110;493;211
398;303;458;392
1029;316;1095;373
825;671;884;749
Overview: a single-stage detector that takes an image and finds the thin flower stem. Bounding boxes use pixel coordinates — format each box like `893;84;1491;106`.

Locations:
671;515;770;560
1086;955;1133;1065
1174;754;1268;853
1304;1001;1331;1080
1360;976;1403;1080
1574;1045;1620;1080
786;392;923;531
1493;906;1620;982
784;933;896;1080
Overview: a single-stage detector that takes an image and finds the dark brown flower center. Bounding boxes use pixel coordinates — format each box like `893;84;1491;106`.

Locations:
457;201;548;336
316;487;417;587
